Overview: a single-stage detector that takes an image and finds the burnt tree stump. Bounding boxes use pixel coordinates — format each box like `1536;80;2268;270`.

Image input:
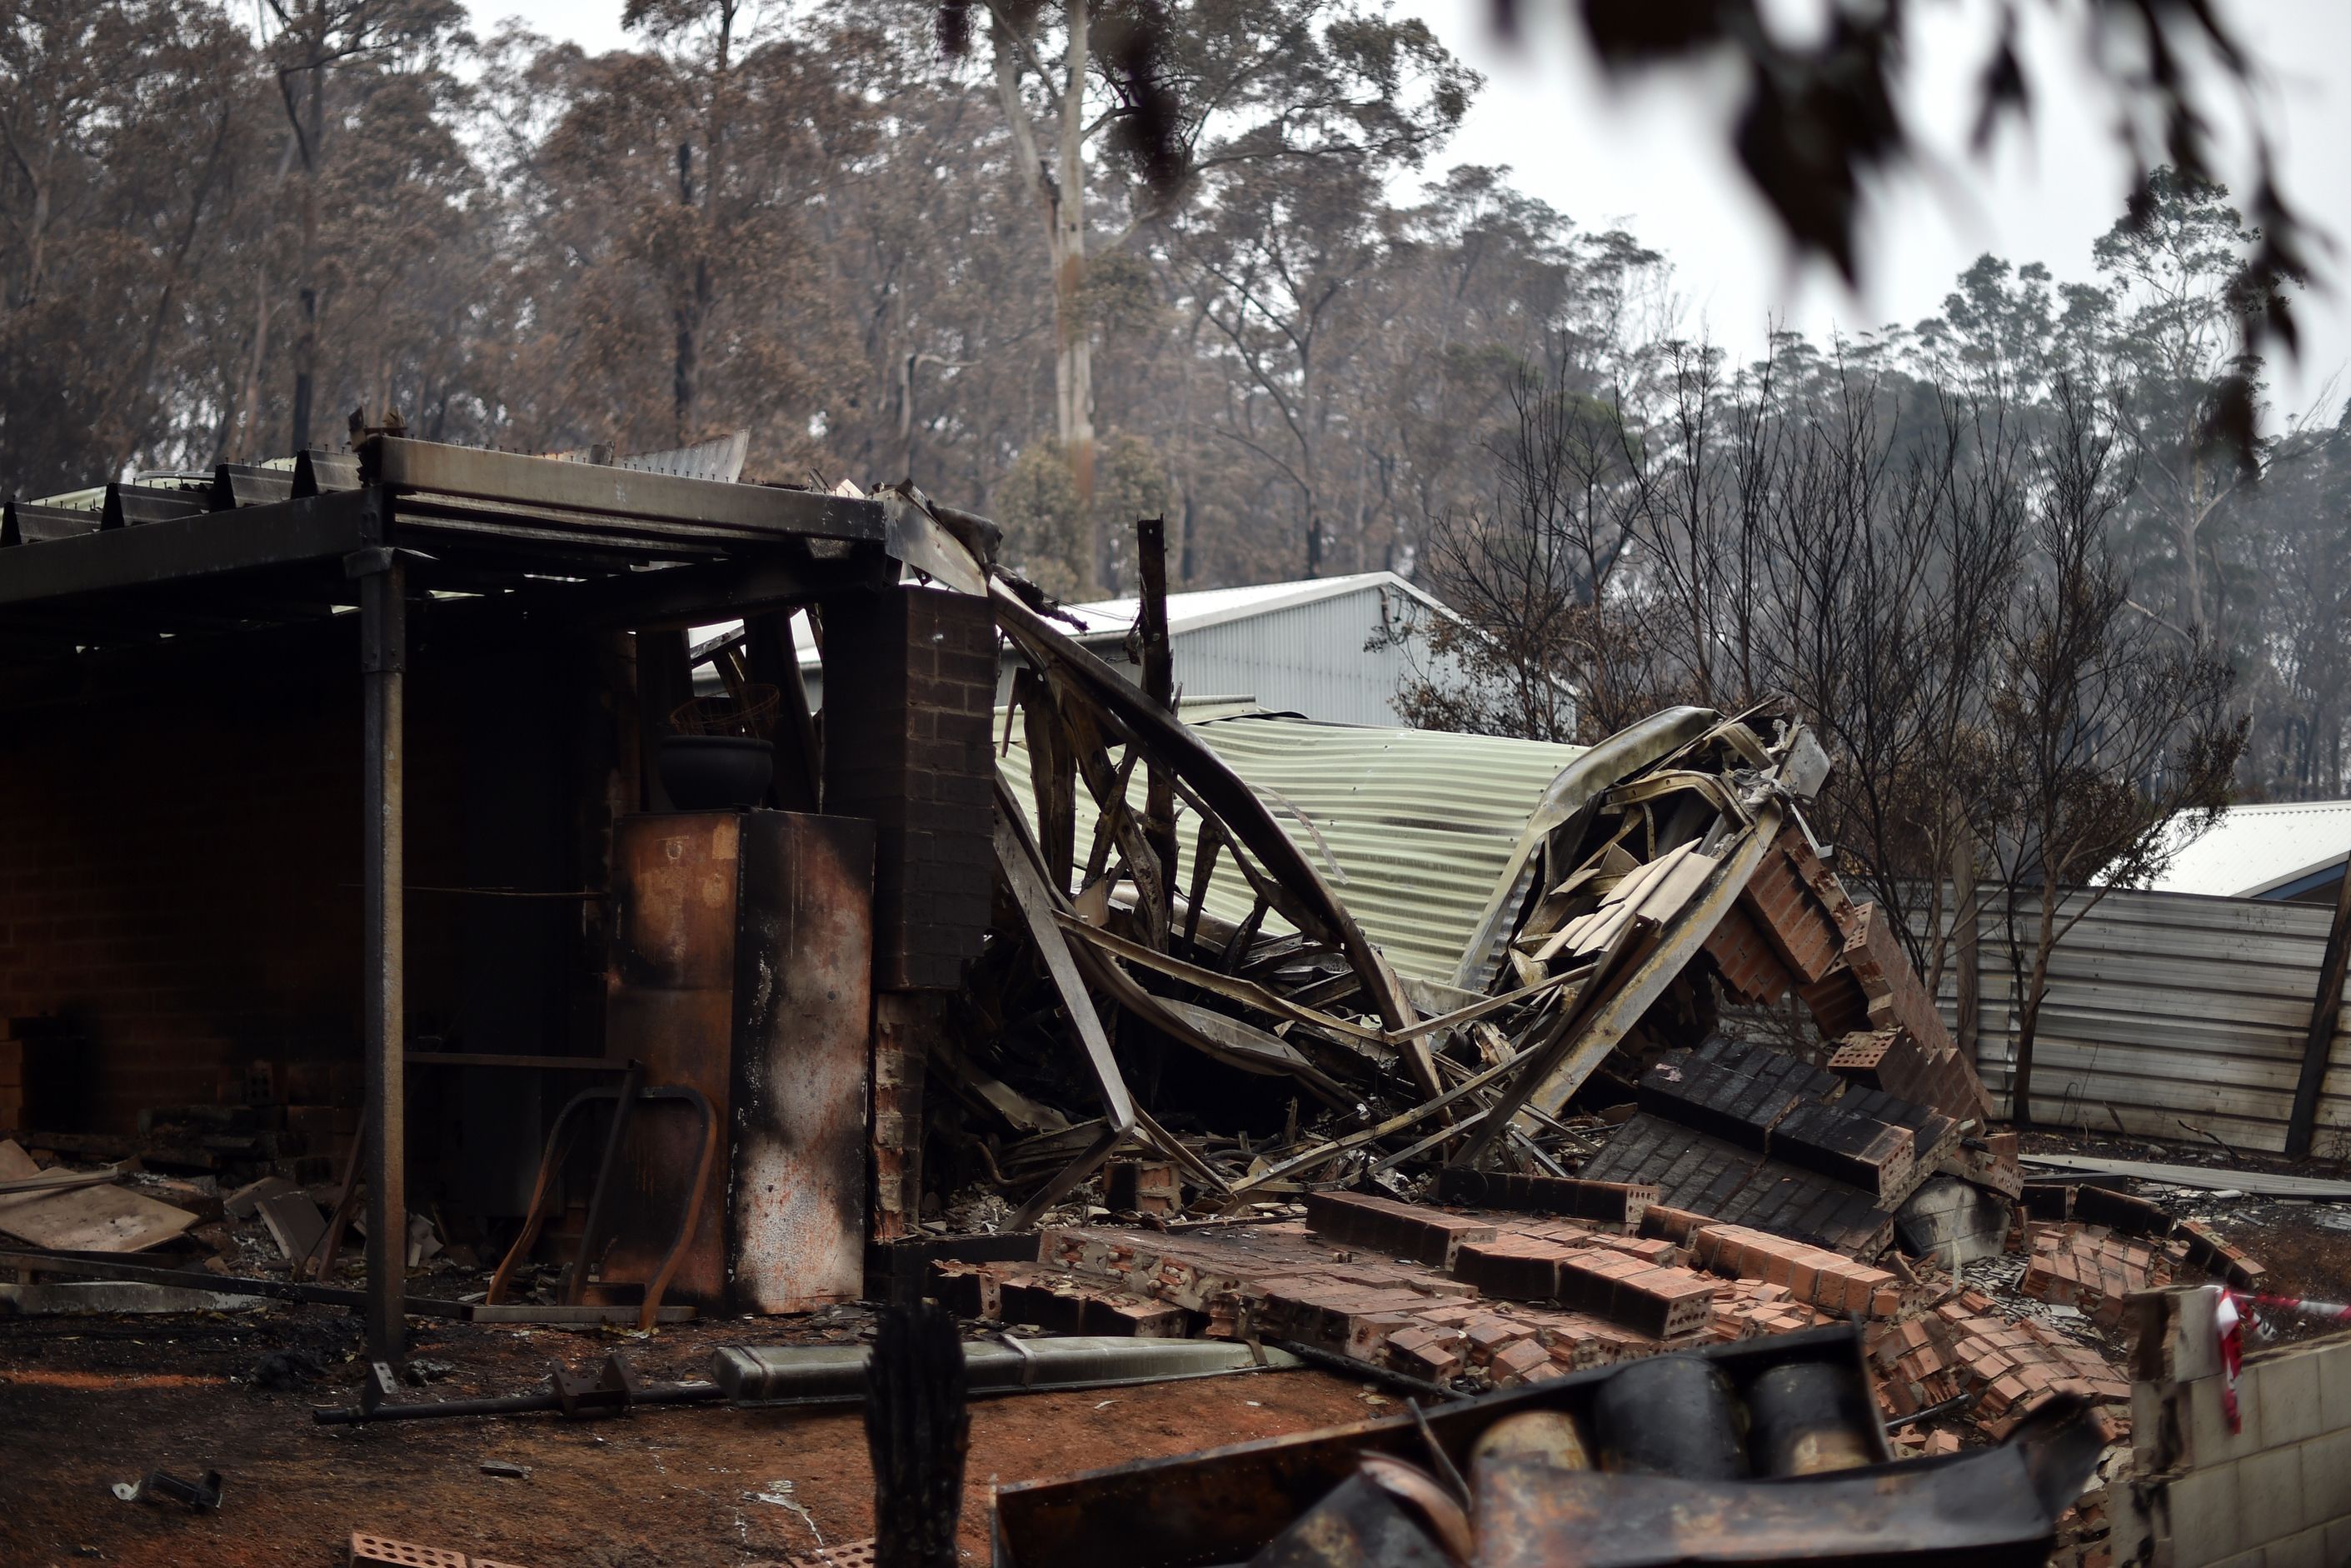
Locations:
865;1299;970;1568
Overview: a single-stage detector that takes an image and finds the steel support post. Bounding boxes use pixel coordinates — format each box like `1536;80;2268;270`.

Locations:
2287;862;2351;1159
357;536;407;1363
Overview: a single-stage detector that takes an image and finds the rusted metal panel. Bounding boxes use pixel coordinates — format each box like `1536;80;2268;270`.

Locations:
993;1335;2098;1566
610;814;741;991
727;811;872;1312
1469;1438;2096;1567
606;814;741;1306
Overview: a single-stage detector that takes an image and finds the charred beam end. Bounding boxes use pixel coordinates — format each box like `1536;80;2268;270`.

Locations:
358;435;887;544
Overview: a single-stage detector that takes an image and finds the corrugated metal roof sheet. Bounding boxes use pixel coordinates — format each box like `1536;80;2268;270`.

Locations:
2139;801;2351;898
997;704;1585;983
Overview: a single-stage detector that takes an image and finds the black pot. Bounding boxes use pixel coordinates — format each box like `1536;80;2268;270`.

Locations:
657;735;774;811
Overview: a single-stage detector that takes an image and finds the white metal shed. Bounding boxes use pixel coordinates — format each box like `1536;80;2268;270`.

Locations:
718;570;1526;730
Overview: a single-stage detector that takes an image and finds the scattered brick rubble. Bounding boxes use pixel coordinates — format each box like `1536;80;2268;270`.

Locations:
936;1168;2264;1479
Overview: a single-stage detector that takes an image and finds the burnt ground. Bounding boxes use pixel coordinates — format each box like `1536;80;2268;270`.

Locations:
0;1306;1380;1568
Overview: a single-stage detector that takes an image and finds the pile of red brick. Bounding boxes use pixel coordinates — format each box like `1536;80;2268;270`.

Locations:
1681;1221;1906;1317
2020;1221;2178;1328
1869;1287;2131;1436
936;1188;1929;1393
2174;1216;2266;1291
932;1173;2259;1477
1706;1276;1836;1340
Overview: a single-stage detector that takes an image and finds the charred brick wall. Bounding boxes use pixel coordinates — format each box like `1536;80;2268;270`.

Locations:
819;585;996;991
0;633;606;1136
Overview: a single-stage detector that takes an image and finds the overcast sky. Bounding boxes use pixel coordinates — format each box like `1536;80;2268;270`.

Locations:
466;0;2350;415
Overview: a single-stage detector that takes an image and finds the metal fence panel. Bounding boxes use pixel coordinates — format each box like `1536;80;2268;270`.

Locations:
1937;885;2351;1156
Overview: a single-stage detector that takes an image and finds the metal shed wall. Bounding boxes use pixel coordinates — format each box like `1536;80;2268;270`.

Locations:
1940;885;2351;1155
1159;582;1433;727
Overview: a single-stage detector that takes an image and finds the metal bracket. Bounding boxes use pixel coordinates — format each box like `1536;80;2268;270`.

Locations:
360;1361;401;1416
549;1363;600;1418
598;1351;644;1411
1000;1331;1039;1388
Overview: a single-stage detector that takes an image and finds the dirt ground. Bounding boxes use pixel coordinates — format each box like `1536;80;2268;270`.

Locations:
0;1306;1381;1568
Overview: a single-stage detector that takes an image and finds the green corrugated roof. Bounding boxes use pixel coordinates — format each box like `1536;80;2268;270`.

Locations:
997;704;1584;983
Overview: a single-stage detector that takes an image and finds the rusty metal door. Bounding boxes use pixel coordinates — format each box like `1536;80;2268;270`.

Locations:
605;814;741;1306
728;811;873;1312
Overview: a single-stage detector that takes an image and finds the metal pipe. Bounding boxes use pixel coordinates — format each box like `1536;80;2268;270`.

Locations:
315;1338;1304;1426
565;1060;645;1304
358;518;407;1366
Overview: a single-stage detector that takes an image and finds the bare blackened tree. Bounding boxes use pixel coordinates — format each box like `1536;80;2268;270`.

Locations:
1983;373;2244;1124
1395;366;1691;742
1748;366;2028;977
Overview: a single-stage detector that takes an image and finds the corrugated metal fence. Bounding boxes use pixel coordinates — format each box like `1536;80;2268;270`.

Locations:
1939;885;2351;1156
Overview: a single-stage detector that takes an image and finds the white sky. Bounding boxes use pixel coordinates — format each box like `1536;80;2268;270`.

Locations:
465;0;2351;414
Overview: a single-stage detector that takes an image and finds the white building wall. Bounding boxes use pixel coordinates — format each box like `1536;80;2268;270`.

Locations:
796;576;1527;730
1163;585;1425;726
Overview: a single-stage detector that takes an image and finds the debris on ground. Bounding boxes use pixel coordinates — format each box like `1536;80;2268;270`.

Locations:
110;1467;224;1511
0;467;2346;1568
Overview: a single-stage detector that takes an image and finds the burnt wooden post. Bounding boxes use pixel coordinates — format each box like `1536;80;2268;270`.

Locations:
745;610;820;812
1136;517;1177;941
355;515;407;1364
865;1298;969;1568
2285;865;2351;1159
